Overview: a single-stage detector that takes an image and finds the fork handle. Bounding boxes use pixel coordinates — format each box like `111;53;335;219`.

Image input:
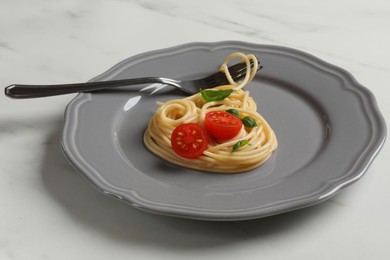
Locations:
4;77;180;99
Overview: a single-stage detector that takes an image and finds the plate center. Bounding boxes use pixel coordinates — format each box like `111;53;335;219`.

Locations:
114;76;329;193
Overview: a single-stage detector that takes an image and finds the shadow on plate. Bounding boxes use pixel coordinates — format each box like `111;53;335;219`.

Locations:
41;117;332;250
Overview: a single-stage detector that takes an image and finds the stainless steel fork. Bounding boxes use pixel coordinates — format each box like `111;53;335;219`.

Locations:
5;60;261;99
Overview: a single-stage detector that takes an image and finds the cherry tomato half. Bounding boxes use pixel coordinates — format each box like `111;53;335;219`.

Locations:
204;111;243;140
171;123;208;159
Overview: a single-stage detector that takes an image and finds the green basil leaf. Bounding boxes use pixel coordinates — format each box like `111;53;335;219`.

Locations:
200;89;233;102
232;140;251;152
225;109;240;118
241;116;257;128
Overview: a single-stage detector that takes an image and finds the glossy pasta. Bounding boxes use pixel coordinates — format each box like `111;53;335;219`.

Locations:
143;53;277;173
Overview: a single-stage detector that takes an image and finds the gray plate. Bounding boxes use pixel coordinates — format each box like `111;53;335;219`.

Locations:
61;41;386;221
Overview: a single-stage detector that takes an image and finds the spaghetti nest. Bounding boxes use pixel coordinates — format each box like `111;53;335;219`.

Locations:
143;53;277;173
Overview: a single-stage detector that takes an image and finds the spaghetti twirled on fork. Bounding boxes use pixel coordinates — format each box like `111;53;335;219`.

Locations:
144;53;277;173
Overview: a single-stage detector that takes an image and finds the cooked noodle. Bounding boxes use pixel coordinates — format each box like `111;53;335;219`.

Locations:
143;52;277;173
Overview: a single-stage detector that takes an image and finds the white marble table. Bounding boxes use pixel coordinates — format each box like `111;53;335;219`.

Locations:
1;0;389;259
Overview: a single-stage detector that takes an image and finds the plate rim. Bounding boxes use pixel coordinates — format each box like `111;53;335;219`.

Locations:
61;41;387;220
